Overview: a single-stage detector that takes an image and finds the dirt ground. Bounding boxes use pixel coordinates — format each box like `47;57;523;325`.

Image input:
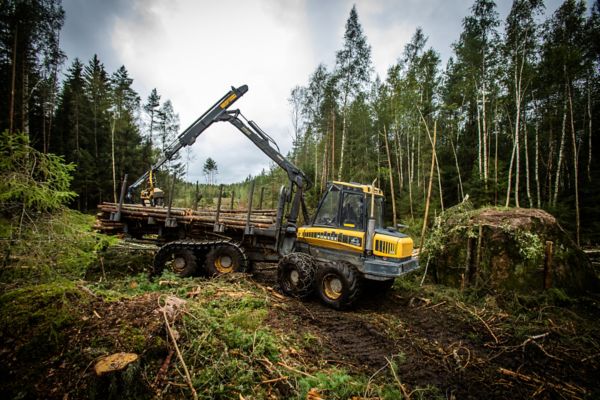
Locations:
255;264;600;399
1;261;599;399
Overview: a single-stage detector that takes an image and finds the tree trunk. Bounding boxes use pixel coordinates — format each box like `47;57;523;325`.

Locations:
337;113;346;180
476;90;483;181
408;130;414;219
394;126;404;191
514;73;521;208
111;116;117;203
21;62;29;135
383;126;396;227
588;79;592;182
524;111;532;208
331;111;336;181
482;81;489;189
535;112;541;209
450;135;464;202
314;127;319;191
553;93;568;207
567;82;580;246
505;131;517;208
420;121;437;251
9;26;17;133
494;108;499;205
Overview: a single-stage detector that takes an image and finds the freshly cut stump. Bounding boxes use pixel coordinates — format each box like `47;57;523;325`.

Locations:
94;352;139;376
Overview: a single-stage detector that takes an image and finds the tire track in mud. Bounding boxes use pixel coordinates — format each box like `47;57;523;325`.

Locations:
293;303;397;370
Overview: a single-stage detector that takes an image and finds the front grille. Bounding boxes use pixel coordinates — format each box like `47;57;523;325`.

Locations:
375;239;395;255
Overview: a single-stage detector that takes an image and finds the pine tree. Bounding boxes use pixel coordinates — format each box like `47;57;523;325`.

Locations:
0;0;65;144
156;99;183;177
53;58;93;209
203;157;218;185
334;5;372;180
109;66;141;201
143;88;161;147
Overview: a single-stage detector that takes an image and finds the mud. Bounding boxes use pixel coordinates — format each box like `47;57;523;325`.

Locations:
255;263;600;399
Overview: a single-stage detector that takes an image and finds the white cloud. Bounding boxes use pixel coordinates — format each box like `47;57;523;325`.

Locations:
110;0;314;183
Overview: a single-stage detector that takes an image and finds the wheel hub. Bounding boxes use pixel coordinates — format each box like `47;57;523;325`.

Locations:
290;270;300;285
172;257;186;273
215;255;233;273
323;274;343;300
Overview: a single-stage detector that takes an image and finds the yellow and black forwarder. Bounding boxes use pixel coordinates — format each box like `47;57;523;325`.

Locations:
108;85;418;310
280;181;418;309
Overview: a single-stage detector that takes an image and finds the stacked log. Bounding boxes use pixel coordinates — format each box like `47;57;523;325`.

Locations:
95;202;277;234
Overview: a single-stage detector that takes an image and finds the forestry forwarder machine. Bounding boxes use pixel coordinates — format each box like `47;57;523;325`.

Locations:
125;84;419;309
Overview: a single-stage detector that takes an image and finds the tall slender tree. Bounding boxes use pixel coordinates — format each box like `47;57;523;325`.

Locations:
334;5;372;180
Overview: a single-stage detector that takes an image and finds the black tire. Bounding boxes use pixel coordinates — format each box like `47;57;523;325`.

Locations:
364;278;395;295
277;253;316;299
153;246;197;277
205;244;247;276
315;262;362;310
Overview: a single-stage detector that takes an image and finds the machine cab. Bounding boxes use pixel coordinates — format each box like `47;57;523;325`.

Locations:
297;181;413;260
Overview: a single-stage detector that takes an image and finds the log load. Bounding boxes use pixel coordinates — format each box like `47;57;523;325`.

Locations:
94;202;278;234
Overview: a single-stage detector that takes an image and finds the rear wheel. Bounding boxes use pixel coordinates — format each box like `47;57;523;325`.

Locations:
153;247;198;277
277;253;315;299
315;262;362;310
205;244;247;276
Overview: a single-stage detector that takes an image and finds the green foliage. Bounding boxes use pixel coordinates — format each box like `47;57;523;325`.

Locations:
422;199;475;261
0;208;111;284
0;130;76;213
512;229;544;262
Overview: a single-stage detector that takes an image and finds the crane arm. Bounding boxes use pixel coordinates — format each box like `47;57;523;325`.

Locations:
127;85;248;199
218;110;311;191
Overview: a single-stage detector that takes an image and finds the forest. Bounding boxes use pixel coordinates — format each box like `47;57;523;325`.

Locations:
1;0;600;399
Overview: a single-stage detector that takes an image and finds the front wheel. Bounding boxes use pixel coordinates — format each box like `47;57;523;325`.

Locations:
315;262;362;310
277;253;316;299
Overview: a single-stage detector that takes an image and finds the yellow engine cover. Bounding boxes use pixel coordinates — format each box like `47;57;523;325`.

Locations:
373;233;413;259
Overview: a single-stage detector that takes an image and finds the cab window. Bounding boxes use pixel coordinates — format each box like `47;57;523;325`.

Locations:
314;186;340;226
341;192;364;230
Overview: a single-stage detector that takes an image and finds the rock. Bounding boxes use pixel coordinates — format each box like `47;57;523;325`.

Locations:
424;204;599;294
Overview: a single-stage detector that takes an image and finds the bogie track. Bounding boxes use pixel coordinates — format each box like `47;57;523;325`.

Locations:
152;239;249;277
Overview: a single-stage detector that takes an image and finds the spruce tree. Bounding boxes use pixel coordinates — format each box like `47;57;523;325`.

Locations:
334;5;372;180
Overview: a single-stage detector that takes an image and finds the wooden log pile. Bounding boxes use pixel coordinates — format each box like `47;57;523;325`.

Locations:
95;202;277;233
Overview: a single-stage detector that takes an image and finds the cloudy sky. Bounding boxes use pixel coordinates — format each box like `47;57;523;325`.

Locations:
60;0;564;184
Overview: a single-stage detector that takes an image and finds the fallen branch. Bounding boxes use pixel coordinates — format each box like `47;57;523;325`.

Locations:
498;367;586;398
276;361;316;379
455;302;498;344
153;348;175;389
261;376;288;384
386;356;411;400
160;298;197;400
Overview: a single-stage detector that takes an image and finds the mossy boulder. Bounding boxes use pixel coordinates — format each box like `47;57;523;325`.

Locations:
424;204;599;294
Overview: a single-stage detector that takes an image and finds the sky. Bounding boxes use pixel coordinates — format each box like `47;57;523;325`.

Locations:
60;0;565;184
